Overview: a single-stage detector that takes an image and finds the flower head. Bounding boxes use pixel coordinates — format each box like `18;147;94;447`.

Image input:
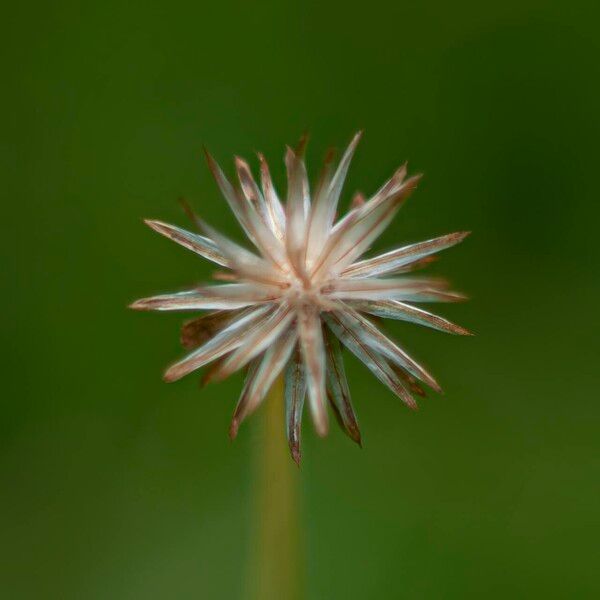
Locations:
131;133;470;463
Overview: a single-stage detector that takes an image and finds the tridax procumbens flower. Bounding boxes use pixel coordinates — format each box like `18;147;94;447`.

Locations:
131;132;470;464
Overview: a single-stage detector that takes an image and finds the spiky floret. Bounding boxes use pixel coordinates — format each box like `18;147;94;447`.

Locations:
131;133;470;464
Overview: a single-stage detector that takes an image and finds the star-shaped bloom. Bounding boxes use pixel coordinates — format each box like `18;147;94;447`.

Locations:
131;133;470;463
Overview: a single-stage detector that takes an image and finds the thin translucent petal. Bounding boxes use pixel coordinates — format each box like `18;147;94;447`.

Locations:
323;312;417;409
389;289;468;303
212;306;294;380
229;359;261;439
324;277;449;301
197;218;286;285
236;328;297;424
258;152;286;239
163;305;272;382
284;147;310;281
324;326;361;445
235;157;273;230
312;178;412;278
343;232;471;278
144;220;228;267
297;304;329;436
331;175;422;271
205;150;286;267
337;306;441;392
306;132;362;261
331;163;406;235
130;284;279;312
352;300;473;335
285;348;306;465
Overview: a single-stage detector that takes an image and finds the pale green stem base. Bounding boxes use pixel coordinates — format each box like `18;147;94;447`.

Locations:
245;376;303;600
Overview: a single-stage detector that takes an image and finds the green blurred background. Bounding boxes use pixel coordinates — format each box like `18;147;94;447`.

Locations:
2;0;599;598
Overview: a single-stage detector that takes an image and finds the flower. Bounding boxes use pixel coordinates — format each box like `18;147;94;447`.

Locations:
131;132;470;464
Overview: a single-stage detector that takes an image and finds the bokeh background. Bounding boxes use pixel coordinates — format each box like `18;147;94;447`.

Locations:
2;1;599;598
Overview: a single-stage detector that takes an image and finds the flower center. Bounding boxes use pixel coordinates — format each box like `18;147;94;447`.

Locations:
284;273;323;308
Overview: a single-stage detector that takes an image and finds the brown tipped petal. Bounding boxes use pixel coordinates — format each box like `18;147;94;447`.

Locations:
339;306;441;392
325;277;449;302
235;157;275;229
130;284;276;312
162;305;271;382
343;231;471;278
353;300;473;336
391;289;469;303
229;359;261;439
257;152;286;239
350;192;366;209
239;328;298;420
323;312;417;409
144;220;228;267
306;131;362;261
284;147;310;281
285;348;307;464
211;306;294;381
297;305;329;436
324;326;361;445
205;150;285;266
331;175;422;271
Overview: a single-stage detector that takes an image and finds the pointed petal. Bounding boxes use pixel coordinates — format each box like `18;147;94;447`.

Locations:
232;328;298;430
388;361;427;397
204;148;254;235
197;218;286;285
312;175;420;279
297;304;329;436
205;150;286;267
390;289;468;303
129;284;279;312
163;305;272;382
285;349;307;465
324;277;449;301
322;311;417;409
324;326;361;445
235;156;272;231
284;147;310;281
229;359;261;439
312;148;336;205
336;306;441;392
306;132;362;263
257;152;286;240
295;131;310;158
200;356;227;387
350;191;366;209
343;232;471;278
331;163;407;234
211;305;294;380
178;198;205;231
331;175;422;271
144;220;228;267
353;300;473;335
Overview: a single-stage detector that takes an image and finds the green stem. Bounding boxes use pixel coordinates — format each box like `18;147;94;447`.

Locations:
246;375;303;600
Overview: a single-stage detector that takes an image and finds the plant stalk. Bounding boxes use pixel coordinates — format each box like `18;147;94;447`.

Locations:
246;375;303;599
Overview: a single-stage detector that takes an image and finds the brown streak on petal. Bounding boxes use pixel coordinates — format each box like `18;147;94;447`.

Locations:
180;311;235;349
351;191;366;209
212;271;238;282
295;130;310;157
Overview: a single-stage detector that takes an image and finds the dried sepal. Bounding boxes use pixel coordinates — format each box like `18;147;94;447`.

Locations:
324;326;361;446
180;311;237;350
284;349;307;466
